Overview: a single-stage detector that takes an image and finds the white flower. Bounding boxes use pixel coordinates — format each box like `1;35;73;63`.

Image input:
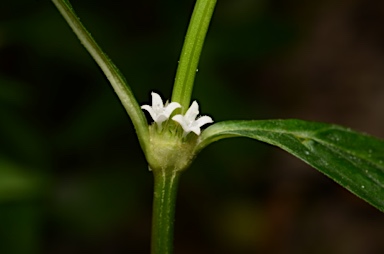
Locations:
172;101;213;136
141;92;181;127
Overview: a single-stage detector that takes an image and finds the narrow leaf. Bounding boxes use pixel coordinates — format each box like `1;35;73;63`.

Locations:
197;119;384;212
51;0;149;150
171;0;217;112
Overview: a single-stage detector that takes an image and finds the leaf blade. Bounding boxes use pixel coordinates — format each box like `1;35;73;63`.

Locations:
51;0;149;151
197;119;384;212
171;0;217;112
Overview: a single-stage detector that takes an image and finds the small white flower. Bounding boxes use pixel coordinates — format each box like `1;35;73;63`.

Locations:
141;92;181;127
172;101;213;136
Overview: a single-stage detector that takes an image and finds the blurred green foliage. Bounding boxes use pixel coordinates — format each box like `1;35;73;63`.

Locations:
1;0;384;253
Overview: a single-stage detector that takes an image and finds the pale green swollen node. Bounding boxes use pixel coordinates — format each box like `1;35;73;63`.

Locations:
141;92;213;172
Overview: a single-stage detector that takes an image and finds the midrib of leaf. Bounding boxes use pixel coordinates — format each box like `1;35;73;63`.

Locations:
199;120;384;170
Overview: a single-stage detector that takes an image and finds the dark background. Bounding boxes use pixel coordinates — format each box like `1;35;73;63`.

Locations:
1;0;384;253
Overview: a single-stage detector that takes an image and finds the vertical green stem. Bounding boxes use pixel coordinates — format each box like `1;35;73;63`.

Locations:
171;0;217;112
151;170;181;254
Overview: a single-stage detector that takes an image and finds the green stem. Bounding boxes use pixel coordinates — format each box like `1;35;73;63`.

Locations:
151;170;182;254
171;0;217;112
51;0;149;151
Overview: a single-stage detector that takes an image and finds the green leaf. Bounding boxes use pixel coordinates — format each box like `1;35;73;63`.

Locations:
197;119;384;212
171;0;217;112
51;0;149;151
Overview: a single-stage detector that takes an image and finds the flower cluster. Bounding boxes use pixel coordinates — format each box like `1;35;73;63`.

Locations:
141;92;213;136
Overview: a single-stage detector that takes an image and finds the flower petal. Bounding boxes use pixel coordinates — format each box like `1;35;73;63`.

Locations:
172;115;189;132
141;105;157;121
164;102;181;117
155;114;168;124
194;115;213;128
189;126;201;136
184;101;199;122
151;92;164;112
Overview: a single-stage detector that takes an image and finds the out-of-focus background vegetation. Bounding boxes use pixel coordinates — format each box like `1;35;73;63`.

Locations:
1;0;384;253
